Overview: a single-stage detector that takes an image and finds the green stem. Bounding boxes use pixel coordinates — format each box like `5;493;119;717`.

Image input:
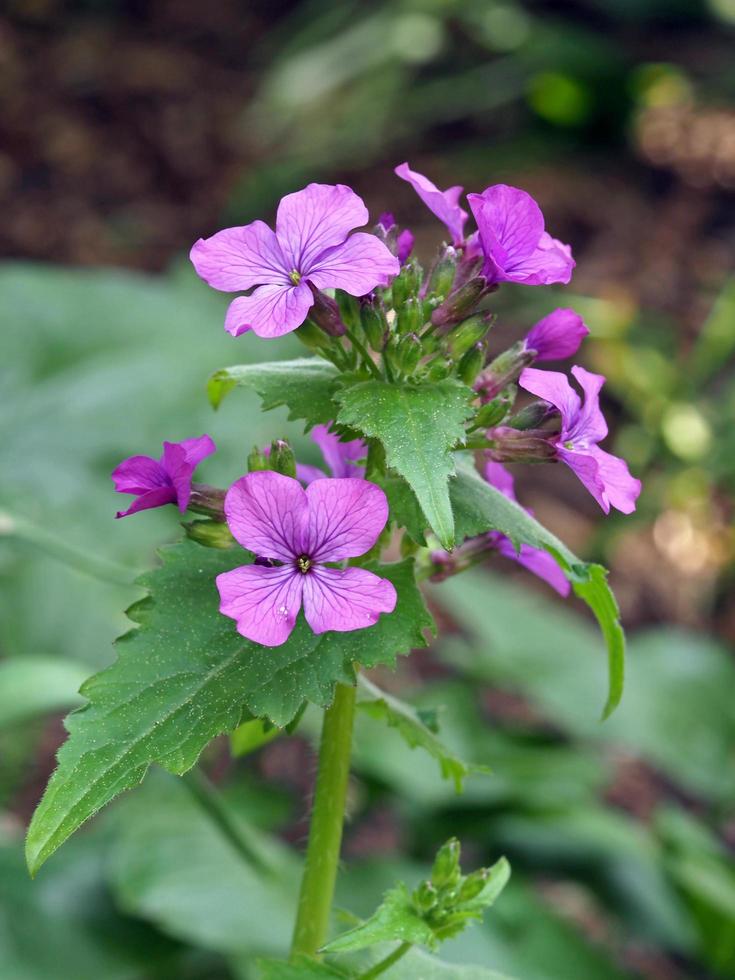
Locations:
357;941;412;979
345;329;382;380
290;682;357;960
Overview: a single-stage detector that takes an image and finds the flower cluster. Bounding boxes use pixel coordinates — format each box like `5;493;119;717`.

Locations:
112;162;641;648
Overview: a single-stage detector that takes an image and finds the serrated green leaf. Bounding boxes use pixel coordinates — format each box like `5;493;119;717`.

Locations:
450;458;625;718
26;546;431;874
207;357;340;427
336;379;473;549
356;676;489;792
323;882;436;953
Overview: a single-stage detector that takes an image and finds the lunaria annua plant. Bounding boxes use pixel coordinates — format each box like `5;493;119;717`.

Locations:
27;163;641;976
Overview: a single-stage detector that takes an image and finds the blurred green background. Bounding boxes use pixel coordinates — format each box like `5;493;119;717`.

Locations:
1;1;734;978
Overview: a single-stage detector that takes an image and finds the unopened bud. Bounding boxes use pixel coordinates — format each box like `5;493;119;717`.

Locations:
396;332;423;375
509;400;559;431
248;446;269;472
360;302;388;350
425;357;453;381
398;297;423;335
486;426;557;463
308;286;346;337
413;880;439;915
457;343;486;385
457;868;490;903
474;342;535;402
447;314;494;359
188;483;226;520
183;519;234;549
270;440;296;478
391;259;421;309
297;318;332;351
431;838;462;890
431;276;487;329
474;397;512;430
335;289;360;329
428;245;459;297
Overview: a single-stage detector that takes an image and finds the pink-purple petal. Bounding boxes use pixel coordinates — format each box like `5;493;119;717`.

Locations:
189;221;289;292
395;162;468;246
224;471;308;561
397;229;414;264
467;185;543;271
483;460;517;500
111;455;168;495
568;365;608;444
296;463;328;485
302;565;397;635
588;446;642;514
304;478;388;562
495;536;570;596
115;486;176;519
502;232;574;286
558;447;610;514
216;564;304;647
311;425;366;480
178;434;217;466
519;367;581;428
525;308;588;361
276;183;369;272
224;281;314;338
306;233;400;294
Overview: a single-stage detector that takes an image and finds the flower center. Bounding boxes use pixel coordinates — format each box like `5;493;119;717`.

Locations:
296;554;312;574
289;269;302;285
563;440;575;450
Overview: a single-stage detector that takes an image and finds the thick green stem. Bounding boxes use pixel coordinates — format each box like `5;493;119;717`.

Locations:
357;941;412;979
290;682;356;960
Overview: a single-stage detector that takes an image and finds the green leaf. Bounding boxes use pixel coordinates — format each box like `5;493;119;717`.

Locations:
450;459;625;718
230;717;281;757
207;357;340;426
26;545;431;874
0;656;88;730
336;379;473;549
323;882;436;952
356;676;489;793
257;958;347;978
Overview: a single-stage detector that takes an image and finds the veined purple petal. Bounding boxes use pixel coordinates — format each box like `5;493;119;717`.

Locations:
190;221;289;292
276;183;369;273
588;446;642;514
567;365;608;445
395;162;467;246
217;564;304;647
306;233;399;294
296;463;328;485
224;281;313;338
302;565;396;635
224;471;307;561
178;434;217;467
558;447;610;513
525;308;588;361
495;536;570;596
502;233;574;287
111;455;168;495
304;478;388;562
115;486;176;519
519;367;581;433
311;425;367;480
162;435;216;512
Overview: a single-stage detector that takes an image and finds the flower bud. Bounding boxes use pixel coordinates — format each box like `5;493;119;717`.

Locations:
413;880;439;915
428;245;459;297
486;426;557;463
391;258;422;308
360;301;388;350
398;297;423;335
308;286;347;337
457;343;486;386
447;314;495;359
396;332;423;375
431;838;462;890
297;318;333;351
425;357;453;381
188;483;226;520
269;439;297;478
457;868;490;903
473;397;512;430
474;342;535;403
183;519;234;549
509;400;559;431
248;446;269;472
431;276;487;329
335;289;360;329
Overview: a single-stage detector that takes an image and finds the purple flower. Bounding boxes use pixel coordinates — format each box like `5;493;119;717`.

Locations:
525;308;588;361
483;461;570;596
217;472;396;646
519;366;642;514
296;425;368;485
395;162;467;247
466;185;574;287
377;211;414;264
190;184;399;339
112;435;216;519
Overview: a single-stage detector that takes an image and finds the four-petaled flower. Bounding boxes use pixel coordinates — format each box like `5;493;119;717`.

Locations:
524;308;588;362
296;424;367;485
112;435;215;519
190;183;399;339
467;185;575;287
217;472;396;647
395;162;468;247
519;366;642;514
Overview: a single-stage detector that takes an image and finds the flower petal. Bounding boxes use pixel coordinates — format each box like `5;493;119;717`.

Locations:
178;434;217;466
397;228;414;264
307;233;399;294
502;232;575;286
224;282;313;338
276;183;369;272
304;478;388;562
189;221;289;292
296;463;328;485
115;486;176;519
302;565;396;635
395;162;467;246
568;365;608;445
217;564;303;647
483;460;517;501
495;536;570;596
224;471;308;561
111;455;167;495
311;425;367;480
160;435;216;512
558;447;610;514
467;185;544;276
588;446;642;515
518;367;581;432
525;308;588;361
